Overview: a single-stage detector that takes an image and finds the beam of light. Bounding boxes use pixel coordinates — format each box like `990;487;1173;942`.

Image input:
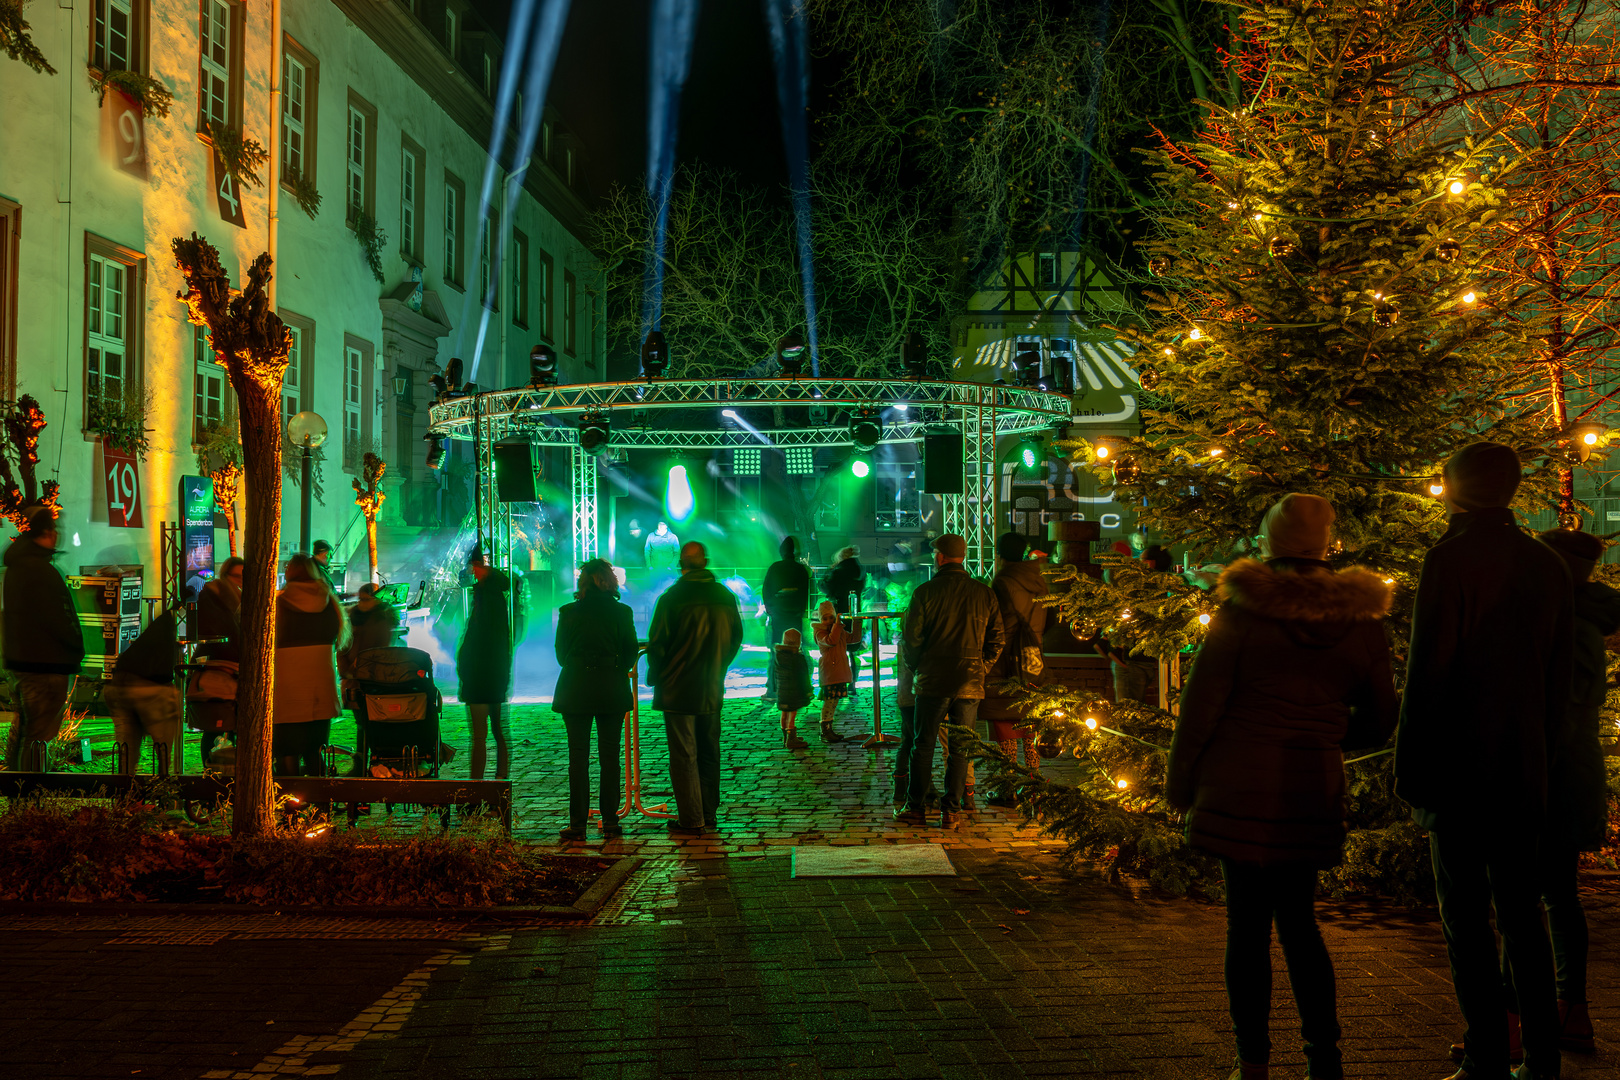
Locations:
726;411;774;446
461;0;573;381
642;0;702;340
762;0;820;376
666;463;694;520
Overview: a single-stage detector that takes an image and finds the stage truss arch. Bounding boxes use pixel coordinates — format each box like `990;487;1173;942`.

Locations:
427;377;1073;578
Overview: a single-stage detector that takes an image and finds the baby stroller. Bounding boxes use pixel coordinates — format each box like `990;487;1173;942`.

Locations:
353;646;442;778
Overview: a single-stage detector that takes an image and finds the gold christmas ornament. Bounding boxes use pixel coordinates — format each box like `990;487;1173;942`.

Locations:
1268;235;1298;258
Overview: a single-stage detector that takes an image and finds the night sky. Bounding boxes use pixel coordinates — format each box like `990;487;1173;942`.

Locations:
494;0;792;200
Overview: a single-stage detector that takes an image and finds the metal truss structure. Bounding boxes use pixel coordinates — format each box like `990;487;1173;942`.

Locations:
430;377;1072;578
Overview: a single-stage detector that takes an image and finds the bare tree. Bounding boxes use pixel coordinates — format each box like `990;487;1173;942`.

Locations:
1447;0;1620;523
596;166;954;378
172;235;291;839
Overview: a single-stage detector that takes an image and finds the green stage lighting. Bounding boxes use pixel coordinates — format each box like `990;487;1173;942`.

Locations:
666;463;694;519
850;458;870;478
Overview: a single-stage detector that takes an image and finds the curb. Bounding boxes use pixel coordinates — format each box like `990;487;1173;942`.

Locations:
0;855;643;922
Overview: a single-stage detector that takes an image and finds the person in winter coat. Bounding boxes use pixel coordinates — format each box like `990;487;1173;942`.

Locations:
196;557;243;662
822;545;867;692
812;601;854;743
1395;442;1573;1080
337;583;400;775
1499;528;1620;1055
458;547;523;780
761;535;811;703
646;542;742;835
773;628;812;749
272;553;349;776
986;532;1049;796
107;602;183;776
643;521;681;571
552;559;639;841
1168;493;1398;1080
897;533;1005;829
3;508;85;771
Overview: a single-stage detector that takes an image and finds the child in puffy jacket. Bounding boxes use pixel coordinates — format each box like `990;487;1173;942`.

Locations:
812;601;852;743
774;628;812;749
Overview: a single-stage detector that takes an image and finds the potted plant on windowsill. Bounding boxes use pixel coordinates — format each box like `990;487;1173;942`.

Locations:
86;387;152;460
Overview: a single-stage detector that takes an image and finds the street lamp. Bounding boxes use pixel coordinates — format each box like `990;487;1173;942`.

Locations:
287;410;328;553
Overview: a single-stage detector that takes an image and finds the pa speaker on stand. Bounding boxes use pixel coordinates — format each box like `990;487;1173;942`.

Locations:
493;437;539;502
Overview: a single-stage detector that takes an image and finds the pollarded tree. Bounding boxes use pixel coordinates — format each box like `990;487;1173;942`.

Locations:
352;452;386;584
990;0;1560;899
173;235;291;839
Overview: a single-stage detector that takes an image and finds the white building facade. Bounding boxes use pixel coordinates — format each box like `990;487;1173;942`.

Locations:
0;0;603;588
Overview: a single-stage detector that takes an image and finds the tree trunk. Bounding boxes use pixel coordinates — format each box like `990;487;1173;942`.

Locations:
230;381;284;837
366;513;379;583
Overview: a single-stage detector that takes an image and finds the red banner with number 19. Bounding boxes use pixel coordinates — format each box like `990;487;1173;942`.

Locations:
104;443;143;528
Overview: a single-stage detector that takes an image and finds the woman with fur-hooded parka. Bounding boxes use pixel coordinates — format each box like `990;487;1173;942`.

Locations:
1169;557;1399;867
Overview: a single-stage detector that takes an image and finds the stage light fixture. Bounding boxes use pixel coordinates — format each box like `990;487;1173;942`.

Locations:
1012;343;1042;387
666;462;694;520
641;330;668;379
430;357;465;400
893;402;909;413
1015;438;1045;480
423;433;446;471
849;407;882;453
578;411;611;452
850;457;871;478
529;344;559;387
901;331;929;380
776;333;806;376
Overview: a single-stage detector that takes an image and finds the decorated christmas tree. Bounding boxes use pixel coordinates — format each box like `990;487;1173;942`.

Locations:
986;0;1574;900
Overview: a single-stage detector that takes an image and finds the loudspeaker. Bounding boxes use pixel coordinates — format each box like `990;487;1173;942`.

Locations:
493;438;538;502
923;431;964;494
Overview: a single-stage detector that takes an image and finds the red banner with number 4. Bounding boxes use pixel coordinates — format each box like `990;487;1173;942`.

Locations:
104;442;143;528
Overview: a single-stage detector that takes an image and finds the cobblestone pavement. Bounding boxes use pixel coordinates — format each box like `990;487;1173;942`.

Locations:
12;692;1618;1079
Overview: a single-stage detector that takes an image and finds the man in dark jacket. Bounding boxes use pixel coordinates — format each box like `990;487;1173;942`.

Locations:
647;542;742;835
761;535;810;703
897;533;1005;828
1395;442;1572;1080
3;508;85;770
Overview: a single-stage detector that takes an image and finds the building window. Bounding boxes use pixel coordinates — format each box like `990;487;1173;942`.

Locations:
85;238;145;415
193;325;225;442
343;343;363;468
482;53;492;97
1037;252;1056;287
542;122;551;163
443;172;464;288
281;40;318;186
479;213;496;309
282;325;302;427
444;7;458;56
198;0;235;129
93;0;141;73
0;199;17;399
565;147;575;187
511;230;529;327
279;310;314;433
562;269;577;355
538;249;553;340
400;139;422;262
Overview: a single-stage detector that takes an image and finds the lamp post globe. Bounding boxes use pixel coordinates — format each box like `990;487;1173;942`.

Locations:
287;410;328;553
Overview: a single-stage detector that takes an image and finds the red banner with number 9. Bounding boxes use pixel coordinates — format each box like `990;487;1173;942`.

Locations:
104;443;143;529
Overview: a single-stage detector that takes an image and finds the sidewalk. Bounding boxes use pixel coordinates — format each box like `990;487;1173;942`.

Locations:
12;697;1616;1080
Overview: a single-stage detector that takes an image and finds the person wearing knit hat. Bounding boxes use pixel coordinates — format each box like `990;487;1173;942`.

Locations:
1258;492;1336;561
1442;441;1522;511
1396;442;1574;1080
1170;495;1398;1080
1504;528;1620;1054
